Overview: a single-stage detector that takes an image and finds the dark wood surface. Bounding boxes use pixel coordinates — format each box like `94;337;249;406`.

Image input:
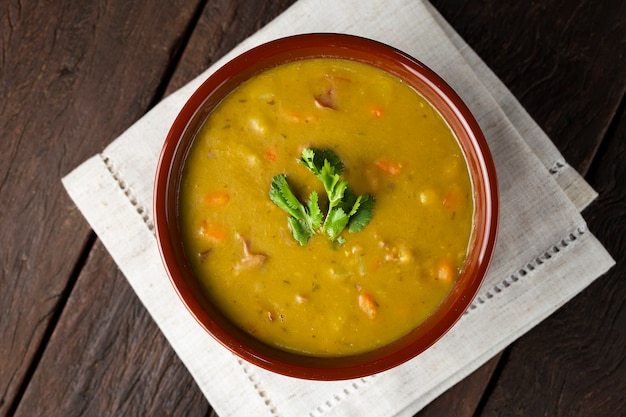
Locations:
1;0;623;416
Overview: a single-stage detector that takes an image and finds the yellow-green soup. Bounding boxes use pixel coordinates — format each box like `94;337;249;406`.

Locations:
179;58;473;356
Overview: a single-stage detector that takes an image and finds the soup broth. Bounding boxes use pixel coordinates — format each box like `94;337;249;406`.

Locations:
179;58;474;356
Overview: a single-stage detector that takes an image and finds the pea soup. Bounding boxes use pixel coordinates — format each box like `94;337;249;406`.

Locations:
178;58;474;356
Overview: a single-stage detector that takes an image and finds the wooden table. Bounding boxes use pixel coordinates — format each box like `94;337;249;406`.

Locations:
1;1;624;415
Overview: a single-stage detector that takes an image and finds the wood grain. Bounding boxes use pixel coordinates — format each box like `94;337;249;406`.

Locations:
430;0;626;173
13;240;211;417
417;355;502;417
166;0;298;94
424;1;626;415
2;0;623;416
7;1;296;416
477;101;625;416
0;1;202;416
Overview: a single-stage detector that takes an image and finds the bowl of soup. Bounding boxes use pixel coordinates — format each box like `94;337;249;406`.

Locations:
154;33;498;380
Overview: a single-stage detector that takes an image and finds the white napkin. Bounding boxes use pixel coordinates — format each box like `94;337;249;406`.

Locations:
62;0;615;416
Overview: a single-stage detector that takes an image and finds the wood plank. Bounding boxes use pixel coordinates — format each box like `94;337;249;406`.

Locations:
417;355;502;417
13;240;211;417
418;0;625;415
165;0;298;94
0;1;203;416
10;0;621;416
433;0;626;414
10;1;296;416
430;0;626;173
477;101;625;416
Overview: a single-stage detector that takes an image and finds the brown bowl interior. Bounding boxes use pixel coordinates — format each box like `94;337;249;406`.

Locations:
154;33;499;380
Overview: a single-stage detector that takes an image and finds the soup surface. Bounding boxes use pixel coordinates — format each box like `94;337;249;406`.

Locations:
179;58;473;356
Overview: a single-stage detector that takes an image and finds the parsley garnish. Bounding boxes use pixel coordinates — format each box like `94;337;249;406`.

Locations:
269;148;375;246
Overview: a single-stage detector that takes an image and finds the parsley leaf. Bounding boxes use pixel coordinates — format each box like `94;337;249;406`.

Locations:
306;191;324;230
324;207;350;240
347;194;375;233
288;217;314;246
269;174;306;220
269;148;375;245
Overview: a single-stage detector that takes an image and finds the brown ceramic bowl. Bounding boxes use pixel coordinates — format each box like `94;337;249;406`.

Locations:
154;33;498;380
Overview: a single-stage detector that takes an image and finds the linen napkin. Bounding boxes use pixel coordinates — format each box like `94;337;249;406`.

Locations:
62;0;615;416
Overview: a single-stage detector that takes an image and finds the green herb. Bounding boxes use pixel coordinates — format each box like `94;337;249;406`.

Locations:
269;148;375;245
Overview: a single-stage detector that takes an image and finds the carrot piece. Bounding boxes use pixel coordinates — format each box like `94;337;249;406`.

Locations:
199;221;228;242
264;149;278;161
283;111;302;122
436;259;456;281
442;184;463;209
371;258;382;273
204;192;229;206
375;159;403;175
283;111;317;123
358;293;378;319
370;106;384;118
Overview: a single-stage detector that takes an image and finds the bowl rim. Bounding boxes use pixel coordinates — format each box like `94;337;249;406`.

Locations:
154;33;499;380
